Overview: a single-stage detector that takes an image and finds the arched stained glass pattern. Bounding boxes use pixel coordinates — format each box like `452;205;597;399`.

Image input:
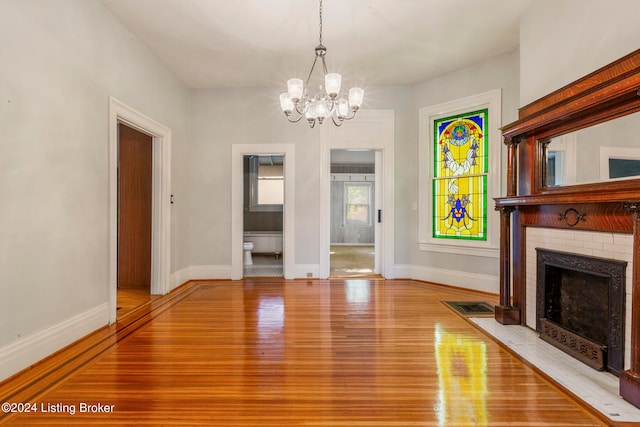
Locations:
432;109;488;240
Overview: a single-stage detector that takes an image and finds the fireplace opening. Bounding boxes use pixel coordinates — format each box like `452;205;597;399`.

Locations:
544;266;608;346
536;249;626;375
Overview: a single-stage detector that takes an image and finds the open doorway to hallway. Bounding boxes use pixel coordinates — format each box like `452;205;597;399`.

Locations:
329;149;378;278
109;97;172;324
116;123;153;320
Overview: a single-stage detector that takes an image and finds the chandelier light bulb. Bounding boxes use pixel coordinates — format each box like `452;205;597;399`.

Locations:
279;93;294;114
287;78;304;102
337;98;349;118
315;100;330;119
306;101;318;119
348;87;364;109
324;73;341;98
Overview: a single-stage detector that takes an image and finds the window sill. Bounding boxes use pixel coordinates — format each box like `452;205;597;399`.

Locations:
418;242;499;258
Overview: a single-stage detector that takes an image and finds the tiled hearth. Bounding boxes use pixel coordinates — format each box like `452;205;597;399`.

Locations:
472;317;640;423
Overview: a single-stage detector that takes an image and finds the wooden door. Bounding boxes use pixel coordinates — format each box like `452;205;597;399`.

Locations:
117;123;152;290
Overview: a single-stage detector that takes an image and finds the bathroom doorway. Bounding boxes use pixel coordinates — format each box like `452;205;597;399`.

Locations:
242;155;284;277
329;149;377;277
231;144;295;280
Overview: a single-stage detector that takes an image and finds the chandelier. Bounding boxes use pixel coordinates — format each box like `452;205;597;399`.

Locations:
279;0;364;128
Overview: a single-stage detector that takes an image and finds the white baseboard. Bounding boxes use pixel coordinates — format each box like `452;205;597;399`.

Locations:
395;264;499;294
0;303;109;382
171;263;497;293
290;264;320;280
171;264;321;282
170;266;193;290
184;265;233;281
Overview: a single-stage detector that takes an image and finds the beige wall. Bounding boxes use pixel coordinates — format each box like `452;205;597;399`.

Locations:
519;0;640;106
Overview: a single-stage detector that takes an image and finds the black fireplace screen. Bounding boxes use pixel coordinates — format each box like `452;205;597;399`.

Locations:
536;248;626;375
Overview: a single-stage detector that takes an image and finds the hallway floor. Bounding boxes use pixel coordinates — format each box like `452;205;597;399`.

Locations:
330;244;375;277
242;245;376;278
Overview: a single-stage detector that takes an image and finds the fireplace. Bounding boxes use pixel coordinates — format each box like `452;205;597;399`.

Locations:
536;249;627;375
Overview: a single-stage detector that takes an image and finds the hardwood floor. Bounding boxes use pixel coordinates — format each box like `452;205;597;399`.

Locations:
0;279;612;426
116;288;158;320
330;245;375;277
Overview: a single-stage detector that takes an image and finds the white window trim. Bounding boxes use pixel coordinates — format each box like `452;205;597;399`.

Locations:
599;146;640;181
344;181;372;227
418;89;501;258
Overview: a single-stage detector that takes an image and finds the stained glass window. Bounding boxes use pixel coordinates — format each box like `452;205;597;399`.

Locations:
432;109;488;240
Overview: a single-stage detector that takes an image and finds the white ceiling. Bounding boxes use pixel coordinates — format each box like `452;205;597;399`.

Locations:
101;0;532;90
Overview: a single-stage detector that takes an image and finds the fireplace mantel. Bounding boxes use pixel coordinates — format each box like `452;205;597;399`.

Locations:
495;49;640;408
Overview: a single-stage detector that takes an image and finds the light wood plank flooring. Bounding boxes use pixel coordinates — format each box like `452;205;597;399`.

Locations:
0;279;613;426
116;288;158;320
330;245;375;277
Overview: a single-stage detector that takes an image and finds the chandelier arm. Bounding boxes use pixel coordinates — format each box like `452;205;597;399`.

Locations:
305;56;320;87
294;101;307;116
330;115;344;127
285;113;305;123
321;55;328;77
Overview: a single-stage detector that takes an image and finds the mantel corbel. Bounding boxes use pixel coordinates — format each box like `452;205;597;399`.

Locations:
624;203;640;216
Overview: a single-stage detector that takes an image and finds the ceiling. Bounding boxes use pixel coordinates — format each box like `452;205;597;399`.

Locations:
101;0;532;90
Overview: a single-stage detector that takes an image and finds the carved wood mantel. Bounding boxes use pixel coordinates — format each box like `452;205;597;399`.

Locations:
495;49;640;408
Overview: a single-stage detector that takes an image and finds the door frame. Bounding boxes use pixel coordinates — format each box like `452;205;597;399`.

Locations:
319;110;395;279
231;144;295;280
109;97;172;324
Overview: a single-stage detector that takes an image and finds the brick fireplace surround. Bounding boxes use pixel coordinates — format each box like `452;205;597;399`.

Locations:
495;49;640;410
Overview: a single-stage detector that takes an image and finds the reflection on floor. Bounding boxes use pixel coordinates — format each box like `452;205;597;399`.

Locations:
116;288;158;321
330;244;375;277
472;317;640;423
243;254;283;277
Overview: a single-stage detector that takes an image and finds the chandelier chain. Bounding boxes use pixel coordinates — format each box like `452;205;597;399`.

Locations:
318;0;323;45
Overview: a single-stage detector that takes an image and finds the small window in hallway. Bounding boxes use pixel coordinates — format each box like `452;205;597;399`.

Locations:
344;182;372;226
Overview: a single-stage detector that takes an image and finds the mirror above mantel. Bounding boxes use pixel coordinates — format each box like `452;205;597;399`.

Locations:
497;48;640;203
542;109;640;188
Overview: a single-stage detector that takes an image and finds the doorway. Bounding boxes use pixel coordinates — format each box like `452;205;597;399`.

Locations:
116;123;153;319
108;97;172;324
329;149;377;277
242;155;284;277
318;110;395;279
230;144;295;280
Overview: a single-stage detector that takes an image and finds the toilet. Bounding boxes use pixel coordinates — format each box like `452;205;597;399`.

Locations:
243;241;254;265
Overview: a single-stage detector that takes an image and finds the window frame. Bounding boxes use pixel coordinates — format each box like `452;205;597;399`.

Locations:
248;155;284;212
343;181;372;227
418;90;502;257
